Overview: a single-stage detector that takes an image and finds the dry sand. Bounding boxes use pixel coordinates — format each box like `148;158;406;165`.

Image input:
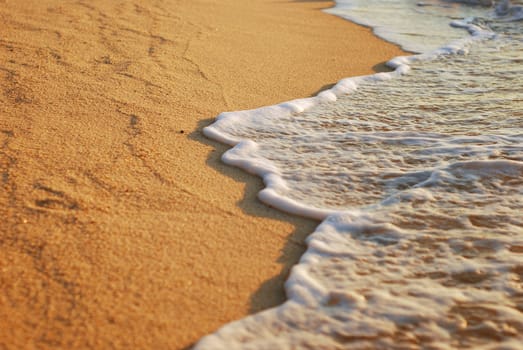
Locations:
0;0;406;348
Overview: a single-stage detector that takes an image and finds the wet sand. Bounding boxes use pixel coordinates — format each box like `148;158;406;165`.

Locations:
0;0;406;348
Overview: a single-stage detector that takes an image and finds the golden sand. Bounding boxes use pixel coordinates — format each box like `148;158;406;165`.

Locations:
0;0;406;348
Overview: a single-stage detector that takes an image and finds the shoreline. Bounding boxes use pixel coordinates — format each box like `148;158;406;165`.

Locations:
0;0;407;348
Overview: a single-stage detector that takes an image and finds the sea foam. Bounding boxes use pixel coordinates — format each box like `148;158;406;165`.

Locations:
198;1;523;348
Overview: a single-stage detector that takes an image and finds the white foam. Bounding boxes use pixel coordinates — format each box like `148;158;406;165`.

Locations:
202;16;496;218
197;1;523;348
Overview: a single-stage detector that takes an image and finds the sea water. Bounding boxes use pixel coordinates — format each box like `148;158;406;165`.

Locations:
197;1;523;348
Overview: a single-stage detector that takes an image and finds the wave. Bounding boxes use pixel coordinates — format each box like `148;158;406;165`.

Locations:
197;1;523;348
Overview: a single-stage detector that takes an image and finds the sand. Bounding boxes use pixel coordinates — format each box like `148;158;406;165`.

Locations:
0;0;406;348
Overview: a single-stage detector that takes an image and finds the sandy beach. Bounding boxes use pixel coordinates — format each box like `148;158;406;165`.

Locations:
0;0;406;348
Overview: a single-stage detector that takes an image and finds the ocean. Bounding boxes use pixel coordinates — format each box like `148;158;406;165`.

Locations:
198;1;523;348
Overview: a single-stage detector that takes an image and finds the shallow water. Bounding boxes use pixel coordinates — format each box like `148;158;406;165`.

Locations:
198;1;523;348
327;0;490;52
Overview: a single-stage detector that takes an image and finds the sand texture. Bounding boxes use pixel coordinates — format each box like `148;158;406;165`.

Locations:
0;0;406;348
